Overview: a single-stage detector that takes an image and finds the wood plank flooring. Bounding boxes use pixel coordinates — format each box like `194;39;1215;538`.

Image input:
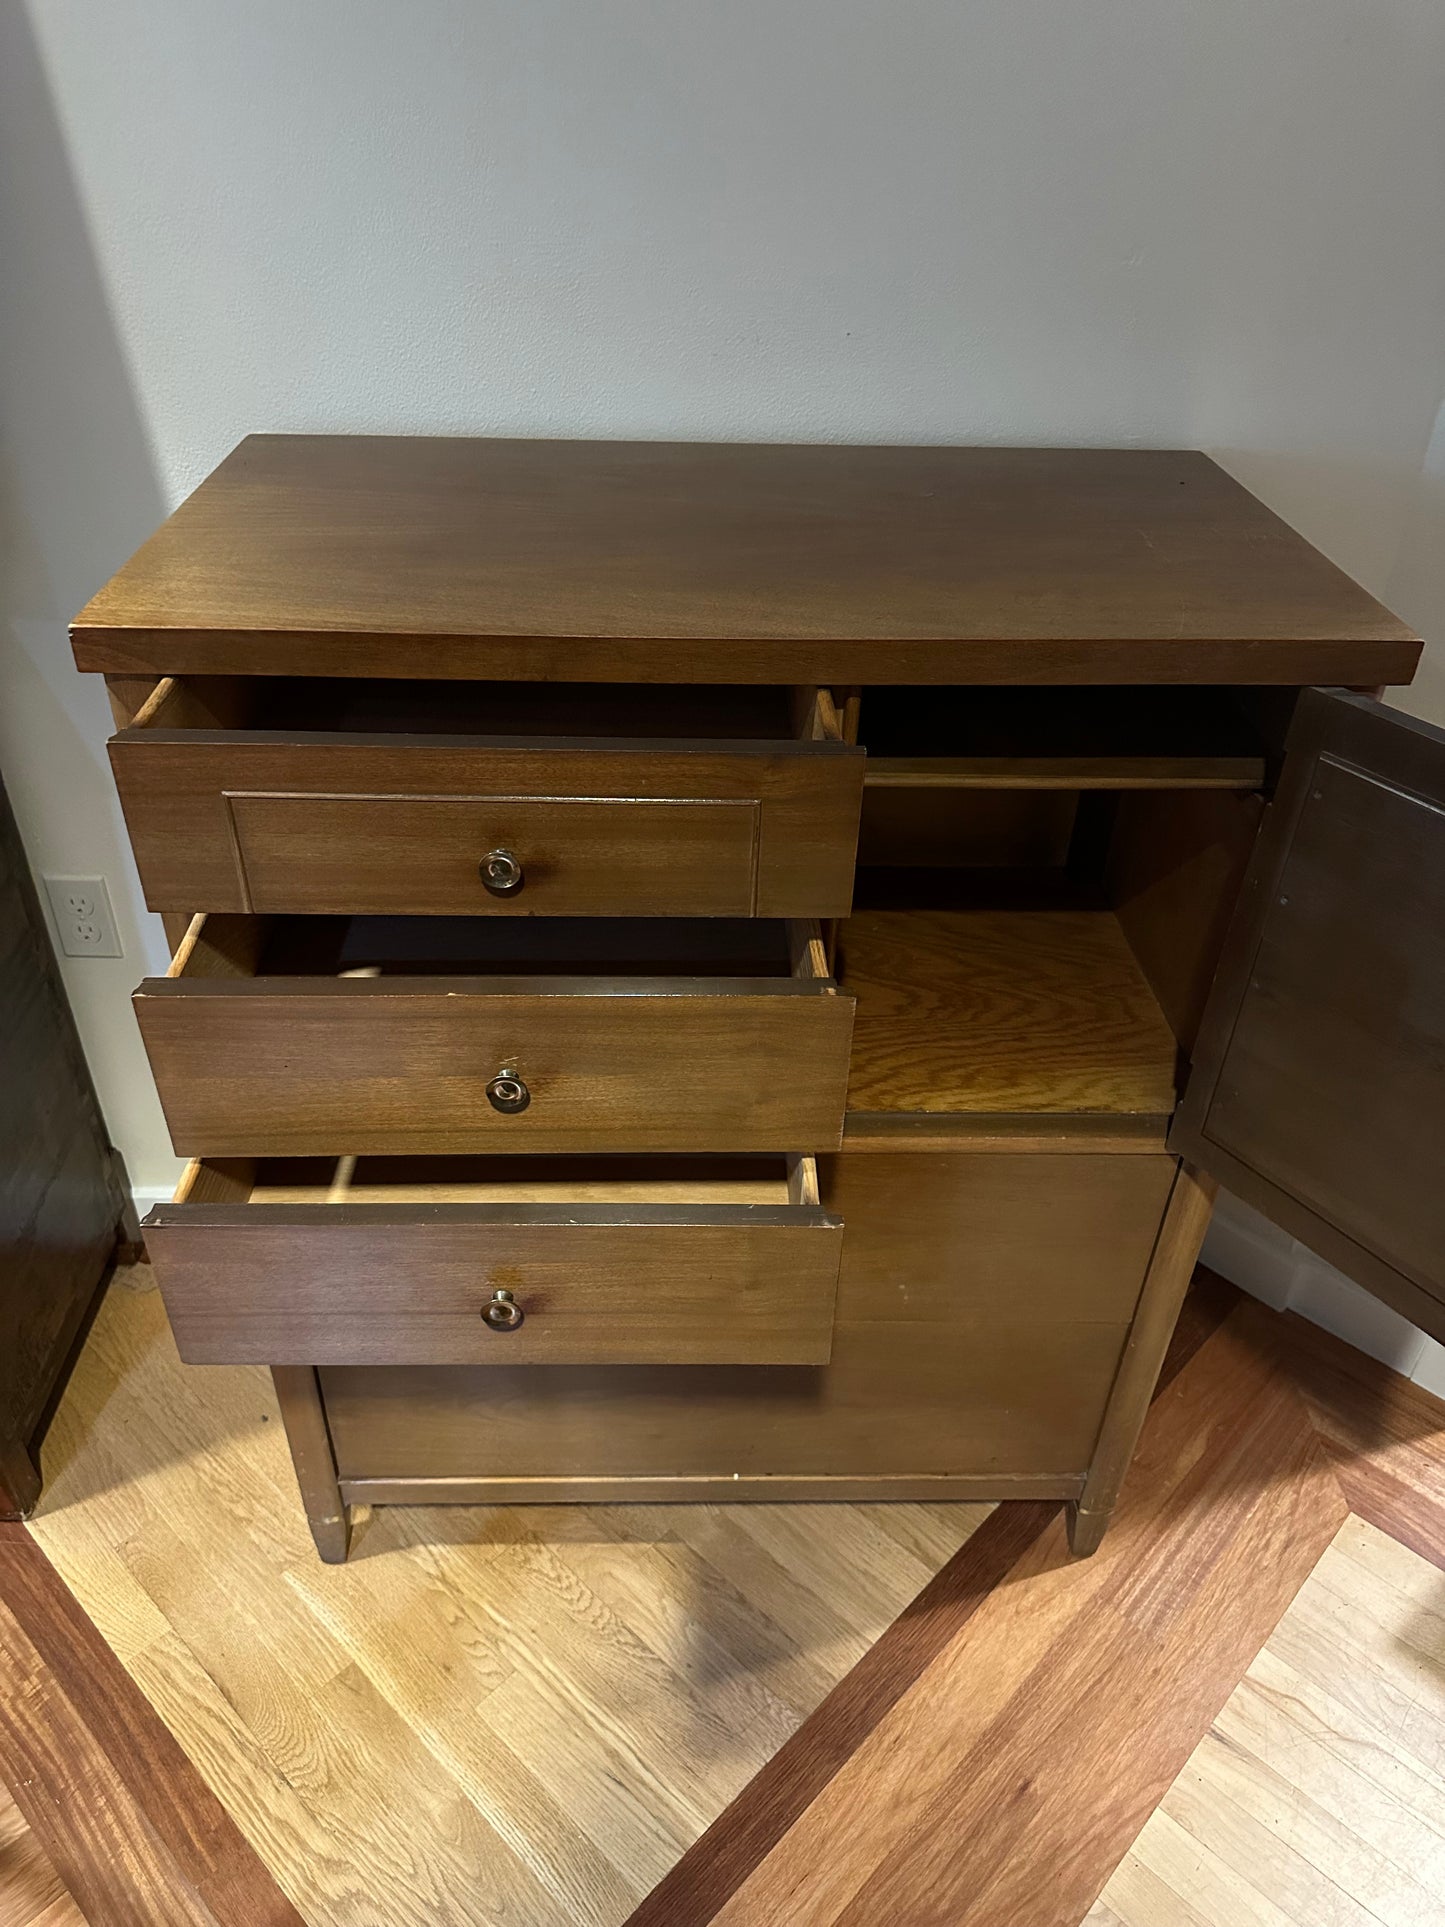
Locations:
662;1293;1346;1927
0;1519;302;1927
629;1280;1445;1927
1091;1515;1445;1926
8;1265;1445;1926
24;1272;985;1927
0;1787;83;1927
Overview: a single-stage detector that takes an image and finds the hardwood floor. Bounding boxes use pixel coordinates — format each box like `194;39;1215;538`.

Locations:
0;1787;83;1927
0;1516;301;1927
1092;1516;1445;1926
630;1279;1445;1927
24;1271;985;1927
7;1266;1445;1927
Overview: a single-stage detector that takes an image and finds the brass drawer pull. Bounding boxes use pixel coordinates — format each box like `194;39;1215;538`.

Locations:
485;1068;531;1114
480;848;524;896
482;1288;524;1332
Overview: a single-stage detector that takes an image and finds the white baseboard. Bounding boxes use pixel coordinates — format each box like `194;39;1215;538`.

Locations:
1205;1191;1445;1392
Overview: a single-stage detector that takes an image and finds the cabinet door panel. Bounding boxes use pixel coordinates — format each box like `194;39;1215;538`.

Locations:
1171;688;1445;1340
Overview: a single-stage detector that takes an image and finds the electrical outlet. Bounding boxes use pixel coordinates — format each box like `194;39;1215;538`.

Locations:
43;874;123;957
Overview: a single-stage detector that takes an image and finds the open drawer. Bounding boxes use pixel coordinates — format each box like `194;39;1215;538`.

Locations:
108;678;863;917
144;1154;841;1366
135;914;855;1156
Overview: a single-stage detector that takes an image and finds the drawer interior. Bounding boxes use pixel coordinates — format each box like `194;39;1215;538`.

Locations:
181;1152;817;1209
129;677;846;746
170;912;829;982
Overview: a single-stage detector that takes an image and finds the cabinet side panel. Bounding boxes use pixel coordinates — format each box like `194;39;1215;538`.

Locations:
1107;788;1263;1054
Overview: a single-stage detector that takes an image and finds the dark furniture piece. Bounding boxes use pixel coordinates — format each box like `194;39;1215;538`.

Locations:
72;437;1444;1561
0;772;137;1516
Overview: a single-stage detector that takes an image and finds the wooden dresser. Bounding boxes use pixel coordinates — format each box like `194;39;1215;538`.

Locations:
72;439;1445;1562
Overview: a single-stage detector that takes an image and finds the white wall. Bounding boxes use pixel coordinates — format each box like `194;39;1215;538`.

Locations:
2;1;1443;1370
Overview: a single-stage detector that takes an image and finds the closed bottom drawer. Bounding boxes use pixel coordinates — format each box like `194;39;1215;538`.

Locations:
143;1154;841;1367
318;1150;1179;1491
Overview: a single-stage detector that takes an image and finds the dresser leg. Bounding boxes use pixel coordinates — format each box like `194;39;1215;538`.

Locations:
1067;1163;1217;1557
0;1434;43;1519
1064;1498;1113;1557
271;1366;351;1564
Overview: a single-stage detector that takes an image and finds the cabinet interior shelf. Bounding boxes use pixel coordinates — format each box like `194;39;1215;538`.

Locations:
837;896;1180;1120
859;685;1270;791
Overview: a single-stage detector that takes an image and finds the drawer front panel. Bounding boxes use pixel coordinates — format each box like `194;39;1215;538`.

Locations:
144;1206;842;1367
135;980;855;1155
229;792;761;916
110;738;863;917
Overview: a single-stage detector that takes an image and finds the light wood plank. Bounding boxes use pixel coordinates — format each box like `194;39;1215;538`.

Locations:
0;1786;81;1927
1098;1516;1445;1927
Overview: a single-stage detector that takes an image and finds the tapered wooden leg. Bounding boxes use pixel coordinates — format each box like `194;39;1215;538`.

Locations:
1067;1163;1217;1557
1064;1498;1113;1558
271;1367;351;1563
0;1435;43;1518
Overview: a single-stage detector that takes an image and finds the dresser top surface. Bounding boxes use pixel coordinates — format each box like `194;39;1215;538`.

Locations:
73;436;1419;685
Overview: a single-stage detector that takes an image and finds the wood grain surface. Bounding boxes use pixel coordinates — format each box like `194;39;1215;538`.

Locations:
651;1294;1349;1927
839;905;1179;1114
1068;1163;1217;1553
1091;1514;1445;1927
1171;689;1445;1340
0;1783;84;1927
1106;787;1264;1054
71;439;1419;685
17;1270;1445;1927
110;727;863;919
144;1193;844;1367
0;1523;302;1927
28;1278;988;1926
0;771;130;1515
317;1148;1172;1491
628;1275;1236;1927
1280;1308;1445;1574
136;917;856;1156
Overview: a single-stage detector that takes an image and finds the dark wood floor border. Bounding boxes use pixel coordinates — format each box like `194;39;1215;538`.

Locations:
625;1495;1057;1927
1277;1305;1445;1573
626;1267;1237;1927
0;1521;304;1927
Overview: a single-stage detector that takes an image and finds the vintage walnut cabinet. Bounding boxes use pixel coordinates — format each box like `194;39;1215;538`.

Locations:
73;437;1444;1561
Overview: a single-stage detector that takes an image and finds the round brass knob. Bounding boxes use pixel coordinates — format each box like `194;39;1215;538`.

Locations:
482;1288;524;1331
480;848;524;896
486;1069;530;1115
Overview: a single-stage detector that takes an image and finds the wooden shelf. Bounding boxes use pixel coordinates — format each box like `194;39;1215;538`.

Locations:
864;754;1265;790
861;686;1270;791
838;905;1179;1117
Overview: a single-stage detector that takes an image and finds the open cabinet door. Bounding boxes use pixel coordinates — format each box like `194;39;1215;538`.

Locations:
1170;687;1445;1342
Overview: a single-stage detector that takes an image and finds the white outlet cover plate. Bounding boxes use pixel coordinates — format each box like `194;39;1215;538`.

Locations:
42;873;124;957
